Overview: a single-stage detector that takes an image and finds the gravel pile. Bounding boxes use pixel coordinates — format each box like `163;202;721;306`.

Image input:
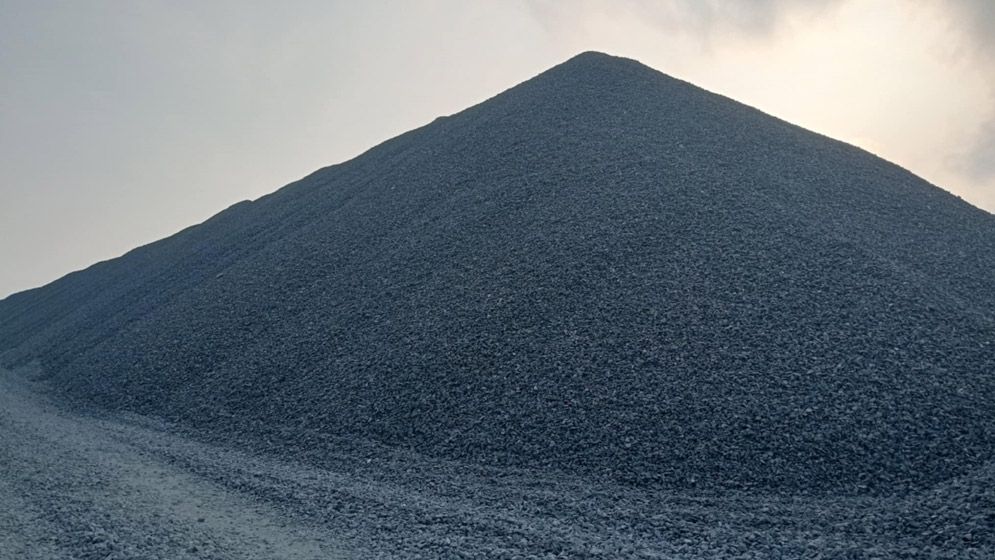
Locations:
2;52;994;497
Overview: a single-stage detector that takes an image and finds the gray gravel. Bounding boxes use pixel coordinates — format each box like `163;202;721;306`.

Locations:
1;51;995;556
2;366;992;559
0;367;344;559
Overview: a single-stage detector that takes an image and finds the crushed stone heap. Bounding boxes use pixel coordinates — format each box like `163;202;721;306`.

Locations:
2;52;994;494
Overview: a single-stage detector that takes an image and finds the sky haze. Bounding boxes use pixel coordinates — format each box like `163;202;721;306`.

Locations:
2;0;994;298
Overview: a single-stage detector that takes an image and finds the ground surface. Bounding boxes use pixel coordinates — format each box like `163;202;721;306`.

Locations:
2;367;990;559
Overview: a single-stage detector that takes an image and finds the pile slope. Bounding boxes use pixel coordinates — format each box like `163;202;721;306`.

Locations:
2;52;994;494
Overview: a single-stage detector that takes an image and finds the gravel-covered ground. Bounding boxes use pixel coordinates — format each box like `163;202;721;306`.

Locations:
2;366;992;559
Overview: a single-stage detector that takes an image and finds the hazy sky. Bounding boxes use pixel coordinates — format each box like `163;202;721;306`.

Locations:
2;0;994;298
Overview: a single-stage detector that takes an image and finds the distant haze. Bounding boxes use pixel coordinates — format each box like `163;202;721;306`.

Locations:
2;0;993;298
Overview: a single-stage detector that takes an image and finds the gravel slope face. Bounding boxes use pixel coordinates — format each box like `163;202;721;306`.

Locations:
2;52;994;495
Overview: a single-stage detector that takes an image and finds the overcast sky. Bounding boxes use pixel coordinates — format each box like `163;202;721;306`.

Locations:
2;0;994;298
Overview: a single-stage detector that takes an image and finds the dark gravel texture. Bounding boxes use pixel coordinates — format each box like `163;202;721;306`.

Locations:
3;365;993;559
2;51;994;504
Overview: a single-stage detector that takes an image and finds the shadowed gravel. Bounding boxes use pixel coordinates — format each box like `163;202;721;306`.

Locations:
1;51;994;556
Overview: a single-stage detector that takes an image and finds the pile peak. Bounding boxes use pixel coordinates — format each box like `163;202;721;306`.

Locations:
2;53;993;495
